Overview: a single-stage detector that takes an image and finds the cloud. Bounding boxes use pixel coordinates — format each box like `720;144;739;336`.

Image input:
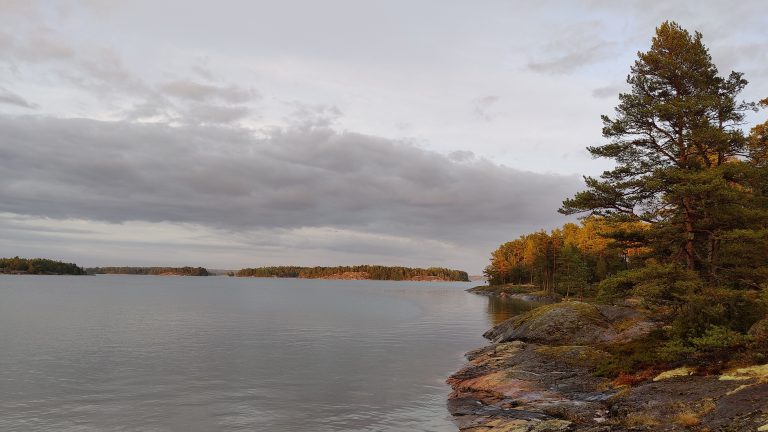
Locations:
473;95;499;121
448;150;475;162
591;84;625;99
159;80;258;104
0;87;38;109
183;104;252;124
0;115;580;248
528;41;615;74
284;101;343;128
16;30;75;62
526;21;617;75
0;28;74;63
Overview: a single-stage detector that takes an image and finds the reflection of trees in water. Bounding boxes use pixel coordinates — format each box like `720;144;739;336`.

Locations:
486;296;540;325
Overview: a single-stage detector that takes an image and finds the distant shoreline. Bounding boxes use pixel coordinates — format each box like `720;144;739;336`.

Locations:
236;274;464;282
235;266;469;282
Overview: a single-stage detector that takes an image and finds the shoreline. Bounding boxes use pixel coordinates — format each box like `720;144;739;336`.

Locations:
448;288;768;431
235;275;466;282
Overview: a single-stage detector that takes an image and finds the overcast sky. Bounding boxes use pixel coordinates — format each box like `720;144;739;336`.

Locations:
1;0;766;273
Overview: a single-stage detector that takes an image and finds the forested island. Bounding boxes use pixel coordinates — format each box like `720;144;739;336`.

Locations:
0;257;86;275
87;266;210;276
236;265;469;281
451;22;768;431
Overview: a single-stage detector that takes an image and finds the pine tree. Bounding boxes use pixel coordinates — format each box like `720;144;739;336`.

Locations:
560;21;755;276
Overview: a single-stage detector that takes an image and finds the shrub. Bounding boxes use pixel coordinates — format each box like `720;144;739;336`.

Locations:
689;326;752;352
598;260;702;305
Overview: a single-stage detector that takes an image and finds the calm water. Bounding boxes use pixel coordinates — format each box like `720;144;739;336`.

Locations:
0;276;530;432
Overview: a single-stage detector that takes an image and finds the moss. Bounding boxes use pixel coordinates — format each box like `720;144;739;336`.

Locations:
513;301;603;327
613;317;642;333
719;363;768;381
535;345;610;368
529;420;572;432
726;384;753;395
653;366;694;381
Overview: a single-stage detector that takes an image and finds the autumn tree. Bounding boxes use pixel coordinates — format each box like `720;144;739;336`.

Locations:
555;244;590;298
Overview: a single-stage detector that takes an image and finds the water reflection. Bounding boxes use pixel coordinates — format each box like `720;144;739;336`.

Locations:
485;295;542;325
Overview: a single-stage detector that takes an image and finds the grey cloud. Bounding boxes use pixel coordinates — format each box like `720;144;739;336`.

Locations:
0;115;580;246
473;95;499;121
16;30;74;62
526;21;617;75
448;150;475;162
73;48;147;94
0;88;38;109
159;80;258;104
191;64;215;80
284;102;343;128
591;84;624;99
0;29;74;63
528;41;614;74
184;104;252;124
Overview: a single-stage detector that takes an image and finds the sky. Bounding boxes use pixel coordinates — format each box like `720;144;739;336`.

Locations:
1;0;767;273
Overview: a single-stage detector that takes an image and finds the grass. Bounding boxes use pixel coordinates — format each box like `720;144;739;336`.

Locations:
673;412;701;427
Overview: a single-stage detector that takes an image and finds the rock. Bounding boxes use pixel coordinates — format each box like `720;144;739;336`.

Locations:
483;302;658;346
484;302;615;345
452;299;768;431
447;341;614;430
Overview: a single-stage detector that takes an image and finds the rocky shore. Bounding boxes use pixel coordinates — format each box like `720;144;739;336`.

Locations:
448;293;768;431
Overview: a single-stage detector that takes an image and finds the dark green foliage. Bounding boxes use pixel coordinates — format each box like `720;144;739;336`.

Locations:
689;326;753;352
555;245;590;298
87;267;209;276
594;329;671;377
0;257;85;275
669;289;765;340
597;261;702;304
235;265;469;281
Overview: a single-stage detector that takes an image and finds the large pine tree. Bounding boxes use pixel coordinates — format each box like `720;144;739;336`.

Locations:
560;21;759;280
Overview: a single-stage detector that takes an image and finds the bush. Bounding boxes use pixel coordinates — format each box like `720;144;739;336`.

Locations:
670;288;766;341
598;260;702;305
689;326;752;352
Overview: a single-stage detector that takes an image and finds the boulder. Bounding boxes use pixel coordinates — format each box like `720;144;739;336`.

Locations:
483;302;655;345
483;302;617;345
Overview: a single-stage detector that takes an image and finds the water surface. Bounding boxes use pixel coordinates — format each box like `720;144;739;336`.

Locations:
0;276;519;431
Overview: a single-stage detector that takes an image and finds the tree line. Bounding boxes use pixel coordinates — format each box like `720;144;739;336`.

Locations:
87;267;210;276
0;257;85;275
236;265;469;281
484;217;646;297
